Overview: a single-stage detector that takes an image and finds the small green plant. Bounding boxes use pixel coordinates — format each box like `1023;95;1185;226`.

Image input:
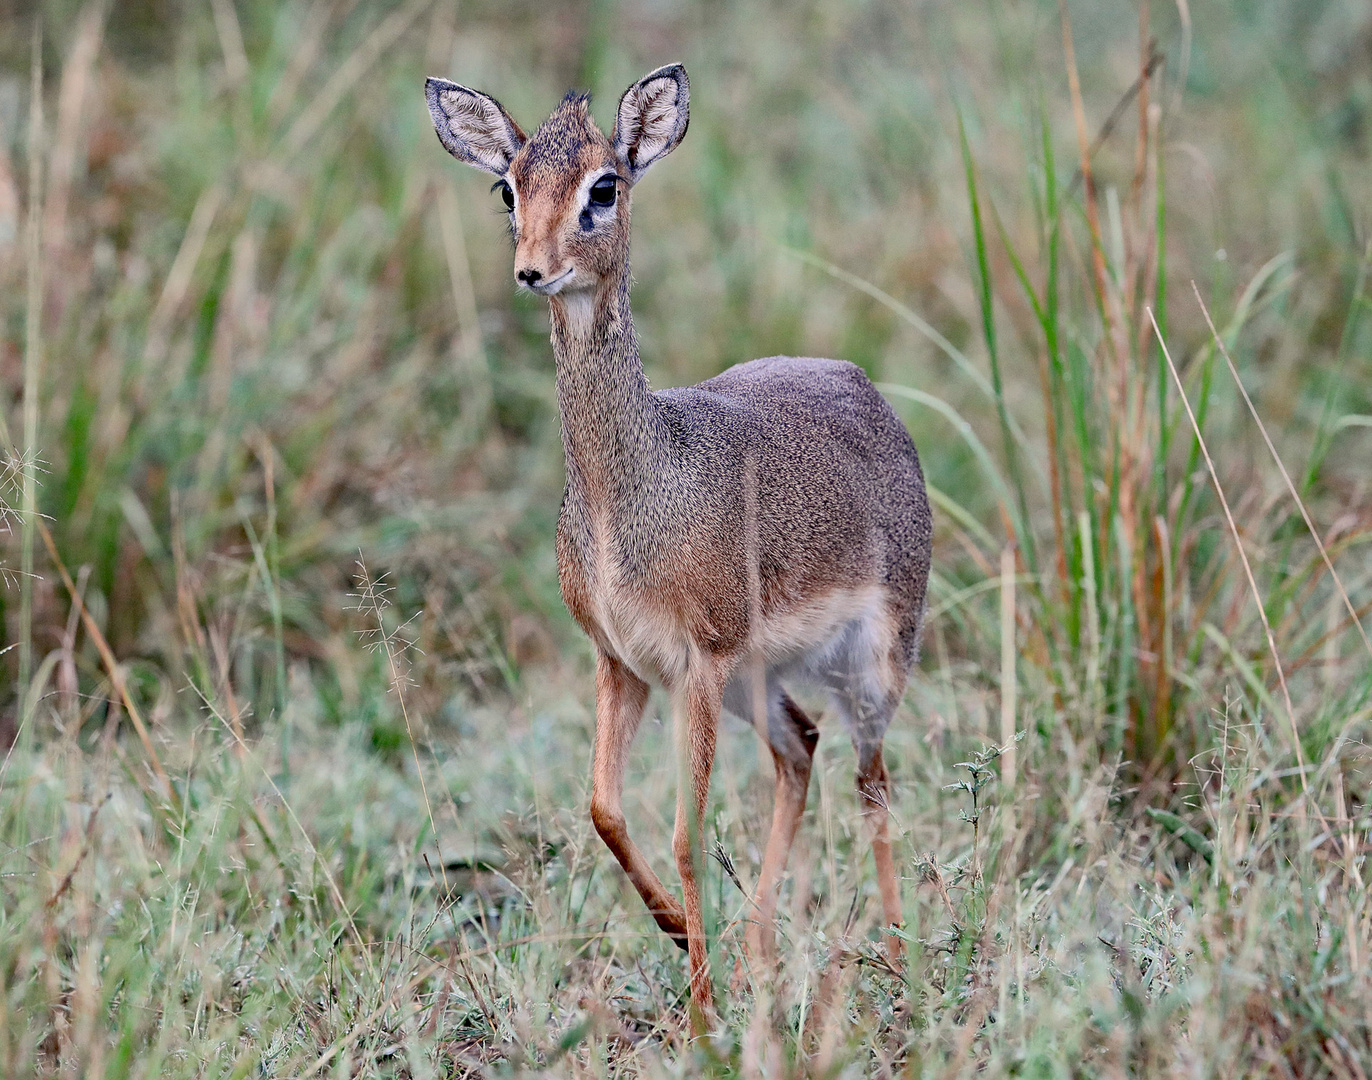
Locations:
943;734;1023;883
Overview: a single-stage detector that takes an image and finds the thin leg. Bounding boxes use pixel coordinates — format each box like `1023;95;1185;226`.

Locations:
589;652;688;946
672;677;722;1030
746;692;818;963
857;746;903;962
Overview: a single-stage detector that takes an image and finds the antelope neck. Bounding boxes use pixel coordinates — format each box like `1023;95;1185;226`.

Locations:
549;269;673;513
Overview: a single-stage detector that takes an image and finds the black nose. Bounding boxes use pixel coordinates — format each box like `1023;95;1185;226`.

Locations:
517;268;542;285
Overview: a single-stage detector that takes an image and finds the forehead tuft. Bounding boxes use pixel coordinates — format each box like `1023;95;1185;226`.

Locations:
511;93;613;188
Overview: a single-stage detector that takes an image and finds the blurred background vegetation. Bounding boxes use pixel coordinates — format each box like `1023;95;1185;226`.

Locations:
0;0;1369;1074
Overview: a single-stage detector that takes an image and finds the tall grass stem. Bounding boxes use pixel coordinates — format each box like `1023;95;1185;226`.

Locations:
1302;234;1371;494
18;22;43;751
353;559;450;897
279;0;433;158
1148;306;1308;800
960;113;1034;569
999;545;1017;793
778;244;1039;468
438;179;492;422
197;681;380;984
36;520;176;808
1192;282;1372;663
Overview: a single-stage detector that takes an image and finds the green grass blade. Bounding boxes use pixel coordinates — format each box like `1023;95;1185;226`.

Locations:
772;251;1045;489
877;382;1019;522
958;109;1036;572
17;24;43;752
1154;121;1169;501
1303;235;1371;493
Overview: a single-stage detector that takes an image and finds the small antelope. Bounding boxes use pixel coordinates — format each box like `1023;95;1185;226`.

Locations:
426;64;931;1023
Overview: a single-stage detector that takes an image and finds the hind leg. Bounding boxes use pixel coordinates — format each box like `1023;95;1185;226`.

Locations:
723;679;820;963
750;692;818;962
857;744;903;959
822;625;909;958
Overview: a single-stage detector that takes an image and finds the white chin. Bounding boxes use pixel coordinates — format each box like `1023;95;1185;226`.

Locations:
532;270;576;296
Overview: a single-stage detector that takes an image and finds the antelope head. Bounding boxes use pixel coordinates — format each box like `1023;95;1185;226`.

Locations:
425;64;690;298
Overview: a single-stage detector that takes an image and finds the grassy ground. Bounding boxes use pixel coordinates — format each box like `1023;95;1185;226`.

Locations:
1;0;1370;1075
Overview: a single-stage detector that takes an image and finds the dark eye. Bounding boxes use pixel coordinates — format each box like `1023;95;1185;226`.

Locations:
589;176;617;208
496;181;515;211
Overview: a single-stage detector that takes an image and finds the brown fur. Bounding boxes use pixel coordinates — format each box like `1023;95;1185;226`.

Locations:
427;64;932;1028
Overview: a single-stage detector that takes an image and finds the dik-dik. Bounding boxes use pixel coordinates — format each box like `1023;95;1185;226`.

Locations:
426;64;931;1023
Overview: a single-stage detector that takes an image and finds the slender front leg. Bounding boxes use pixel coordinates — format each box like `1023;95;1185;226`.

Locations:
857;745;903;963
589;652;688;945
747;692;819;963
672;675;722;1030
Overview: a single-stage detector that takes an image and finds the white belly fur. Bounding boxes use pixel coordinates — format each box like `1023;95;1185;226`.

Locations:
591;585;694;686
590;574;891;694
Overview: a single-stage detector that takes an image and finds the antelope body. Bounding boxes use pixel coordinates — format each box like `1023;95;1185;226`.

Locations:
426;64;932;1023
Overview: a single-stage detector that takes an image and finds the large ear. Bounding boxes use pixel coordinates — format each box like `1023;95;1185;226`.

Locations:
612;64;689;184
425;78;526;176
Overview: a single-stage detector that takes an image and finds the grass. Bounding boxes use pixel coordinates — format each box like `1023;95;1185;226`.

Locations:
1;0;1370;1075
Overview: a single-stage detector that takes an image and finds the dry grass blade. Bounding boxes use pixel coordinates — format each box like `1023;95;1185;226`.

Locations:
1059;0;1127;371
298;957;446;1078
196;680;379;983
210;0;250;89
437;178;491;406
18;22;43;748
1064;41;1164;199
37;520;179;808
351;557;449;894
143;183;224;368
743;452;766;737
999;544;1017;794
1147;306;1309;800
279;0;432;157
779;242;1034;456
1192;281;1372;664
44;794;106;909
43;2;104;257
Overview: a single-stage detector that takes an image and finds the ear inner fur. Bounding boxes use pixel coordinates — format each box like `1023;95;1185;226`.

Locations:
424;78;526;175
613;64;690;183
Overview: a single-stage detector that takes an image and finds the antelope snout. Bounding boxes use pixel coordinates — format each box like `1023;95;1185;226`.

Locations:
515;230;575;290
514;259;574;294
